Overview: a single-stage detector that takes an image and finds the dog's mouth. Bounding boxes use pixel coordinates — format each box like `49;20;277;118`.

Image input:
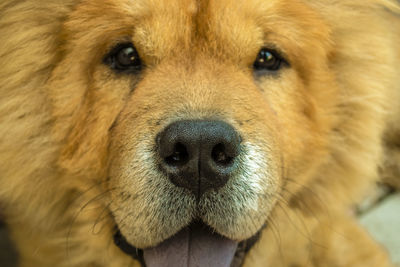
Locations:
114;221;263;267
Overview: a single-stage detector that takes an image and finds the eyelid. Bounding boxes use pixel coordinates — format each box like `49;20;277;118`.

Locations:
103;43;134;64
260;44;289;64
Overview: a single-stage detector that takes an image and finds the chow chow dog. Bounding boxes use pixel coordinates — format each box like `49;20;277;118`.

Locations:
0;0;399;266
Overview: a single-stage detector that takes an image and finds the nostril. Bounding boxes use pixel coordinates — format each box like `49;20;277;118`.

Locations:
164;143;189;167
211;143;234;166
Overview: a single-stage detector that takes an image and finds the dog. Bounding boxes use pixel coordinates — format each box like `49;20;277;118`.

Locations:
0;0;399;266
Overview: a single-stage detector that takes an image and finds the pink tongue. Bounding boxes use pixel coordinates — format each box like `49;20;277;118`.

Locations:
143;224;238;267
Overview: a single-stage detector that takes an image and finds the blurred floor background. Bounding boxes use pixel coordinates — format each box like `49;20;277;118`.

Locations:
1;186;399;266
360;189;400;264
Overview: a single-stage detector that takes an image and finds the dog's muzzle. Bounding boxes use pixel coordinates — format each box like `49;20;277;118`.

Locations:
113;119;265;267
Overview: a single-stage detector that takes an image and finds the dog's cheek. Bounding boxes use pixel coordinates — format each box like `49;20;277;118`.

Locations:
258;69;332;186
51;64;133;179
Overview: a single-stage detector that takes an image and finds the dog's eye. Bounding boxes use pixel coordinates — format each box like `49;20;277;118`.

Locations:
253;48;285;71
104;43;142;72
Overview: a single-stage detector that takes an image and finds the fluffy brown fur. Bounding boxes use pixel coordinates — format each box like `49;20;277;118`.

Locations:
0;0;399;266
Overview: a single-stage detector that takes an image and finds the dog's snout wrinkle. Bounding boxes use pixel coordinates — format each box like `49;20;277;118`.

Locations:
157;120;241;198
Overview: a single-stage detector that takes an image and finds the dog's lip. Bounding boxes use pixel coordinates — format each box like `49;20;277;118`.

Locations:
113;221;265;267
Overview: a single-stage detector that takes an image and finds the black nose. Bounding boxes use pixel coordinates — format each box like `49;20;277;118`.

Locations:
157;120;241;198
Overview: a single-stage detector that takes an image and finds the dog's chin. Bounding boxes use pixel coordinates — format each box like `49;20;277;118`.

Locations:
114;220;263;267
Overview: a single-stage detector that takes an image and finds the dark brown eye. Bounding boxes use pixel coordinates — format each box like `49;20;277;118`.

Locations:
253;48;286;71
104;43;142;72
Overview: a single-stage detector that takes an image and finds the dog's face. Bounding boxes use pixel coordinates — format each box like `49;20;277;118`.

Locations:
50;0;336;265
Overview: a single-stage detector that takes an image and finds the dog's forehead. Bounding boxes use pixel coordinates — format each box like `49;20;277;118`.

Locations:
128;0;278;16
66;0;329;70
117;0;282;61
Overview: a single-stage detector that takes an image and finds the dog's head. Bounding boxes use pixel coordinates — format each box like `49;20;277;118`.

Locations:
50;0;335;265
